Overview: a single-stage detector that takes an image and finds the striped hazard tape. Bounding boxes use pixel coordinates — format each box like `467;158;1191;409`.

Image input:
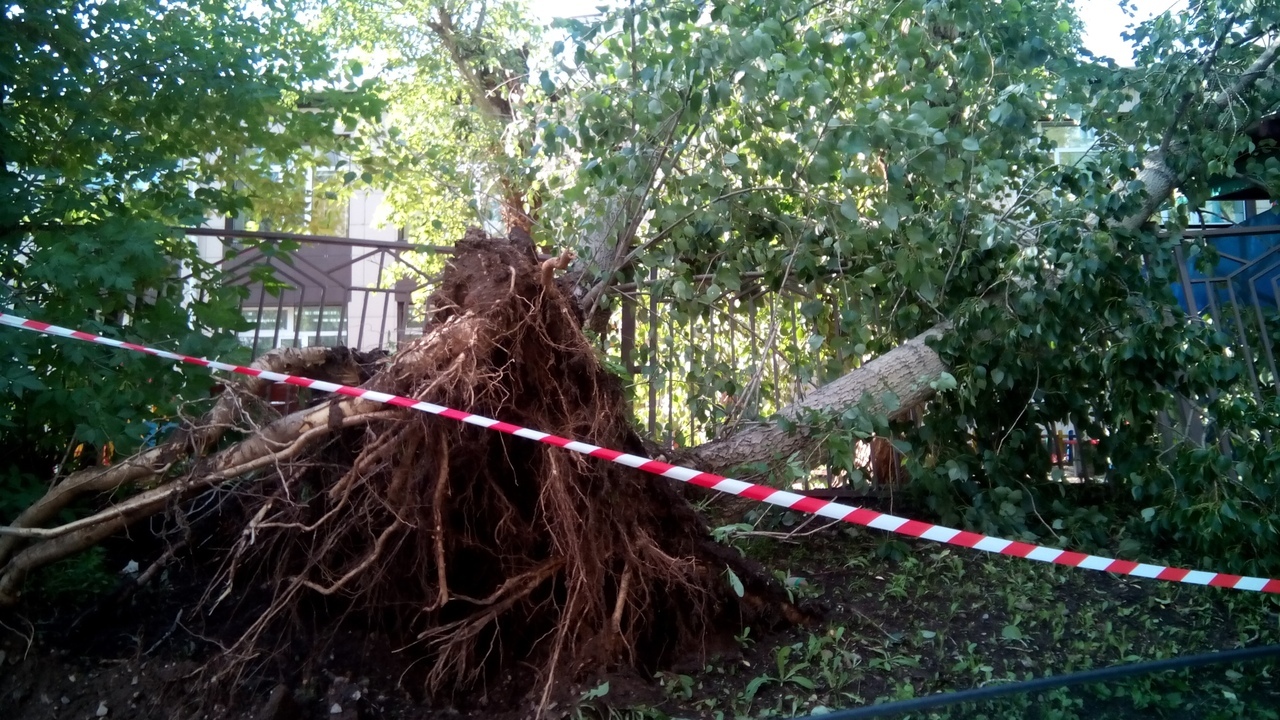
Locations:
3;311;1278;594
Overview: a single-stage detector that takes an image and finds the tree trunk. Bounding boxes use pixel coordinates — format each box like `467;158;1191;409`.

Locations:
692;326;948;472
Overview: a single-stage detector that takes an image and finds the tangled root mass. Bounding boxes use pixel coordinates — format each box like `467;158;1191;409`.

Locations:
200;230;784;707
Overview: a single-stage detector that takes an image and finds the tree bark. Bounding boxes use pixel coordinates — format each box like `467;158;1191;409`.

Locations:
692;326;949;472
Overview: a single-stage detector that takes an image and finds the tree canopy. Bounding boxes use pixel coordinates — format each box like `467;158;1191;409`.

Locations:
354;0;1280;571
318;0;542;238
6;0;1280;580
0;0;383;507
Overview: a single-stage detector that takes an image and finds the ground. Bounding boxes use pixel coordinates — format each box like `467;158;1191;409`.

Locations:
3;491;1278;720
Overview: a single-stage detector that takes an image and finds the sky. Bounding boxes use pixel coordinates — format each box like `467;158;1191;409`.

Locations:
1076;0;1186;63
529;0;1184;66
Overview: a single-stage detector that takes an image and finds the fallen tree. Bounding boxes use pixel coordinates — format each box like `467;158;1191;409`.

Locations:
0;230;796;711
6;0;1280;713
691;37;1280;472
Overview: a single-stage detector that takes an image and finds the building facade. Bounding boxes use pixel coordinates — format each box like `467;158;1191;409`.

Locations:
191;186;427;356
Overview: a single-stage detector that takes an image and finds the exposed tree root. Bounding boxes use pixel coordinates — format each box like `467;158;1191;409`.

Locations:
0;347;381;604
2;230;801;713
190;230;797;710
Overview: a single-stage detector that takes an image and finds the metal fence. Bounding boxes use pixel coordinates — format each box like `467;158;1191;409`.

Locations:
602;277;849;449
183;227;449;357
1175;223;1280;407
186;222;1280;479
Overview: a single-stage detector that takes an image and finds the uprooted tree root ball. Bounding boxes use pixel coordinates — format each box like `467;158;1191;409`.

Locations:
116;229;803;711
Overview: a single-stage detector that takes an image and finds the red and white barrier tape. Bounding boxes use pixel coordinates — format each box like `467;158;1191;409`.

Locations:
3;311;1278;594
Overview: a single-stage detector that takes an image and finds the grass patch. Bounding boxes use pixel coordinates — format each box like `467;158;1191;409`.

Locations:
574;524;1280;719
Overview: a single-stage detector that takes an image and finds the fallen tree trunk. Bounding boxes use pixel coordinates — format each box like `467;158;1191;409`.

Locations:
692;325;949;472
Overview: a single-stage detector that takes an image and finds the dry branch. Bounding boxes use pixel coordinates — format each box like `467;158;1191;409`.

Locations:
0;347;380;604
0;400;391;603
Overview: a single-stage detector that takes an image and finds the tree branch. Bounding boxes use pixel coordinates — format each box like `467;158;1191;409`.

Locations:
0;401;393;604
1158;12;1239;157
578;95;693;319
0;345;348;565
1131;38;1280;232
428;6;513;123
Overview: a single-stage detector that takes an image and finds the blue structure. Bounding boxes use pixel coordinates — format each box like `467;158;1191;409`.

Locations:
1172;209;1280;313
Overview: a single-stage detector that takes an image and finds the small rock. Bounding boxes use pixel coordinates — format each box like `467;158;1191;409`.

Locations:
350;690;361;701
40;693;51;705
121;560;139;575
329;703;342;714
131;676;139;686
68;674;76;683
96;701;109;717
60;696;70;705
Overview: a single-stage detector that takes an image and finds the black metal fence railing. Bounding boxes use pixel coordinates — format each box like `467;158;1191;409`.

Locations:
793;643;1280;720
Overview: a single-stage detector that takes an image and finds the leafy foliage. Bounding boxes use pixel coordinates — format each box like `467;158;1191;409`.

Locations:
522;0;1280;573
318;0;541;241
0;0;383;495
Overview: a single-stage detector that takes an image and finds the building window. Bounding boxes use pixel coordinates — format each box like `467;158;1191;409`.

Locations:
1193;200;1249;226
239;307;346;350
240;308;299;349
309;167;350;237
299;307;344;347
1041;124;1102;167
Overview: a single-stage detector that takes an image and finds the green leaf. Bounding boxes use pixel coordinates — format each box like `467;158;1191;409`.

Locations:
743;675;771;702
726;567;745;597
962;137;980;152
880;390;901;412
883;205;900;231
932;372;958;392
840;198;859;221
789;676;816;690
1001;625;1024;641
